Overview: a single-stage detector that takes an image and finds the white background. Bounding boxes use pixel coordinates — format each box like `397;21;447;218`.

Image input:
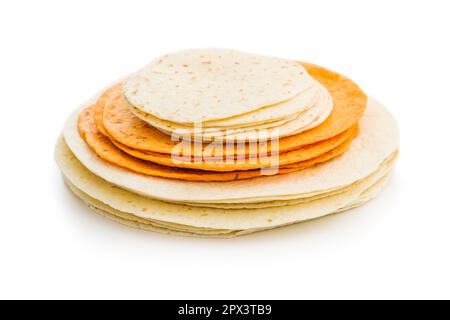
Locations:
0;0;449;300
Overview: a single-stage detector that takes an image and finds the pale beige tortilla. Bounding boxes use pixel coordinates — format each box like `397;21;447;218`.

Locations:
65;180;239;238
130;83;322;130
124;49;314;123
201;84;321;127
64;171;392;238
171;155;396;209
56;136;396;230
129;79;332;137
130;88;333;142
62;97;399;204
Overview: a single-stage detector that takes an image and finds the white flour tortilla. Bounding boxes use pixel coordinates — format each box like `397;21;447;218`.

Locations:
62;97;399;204
64;171;392;238
131;84;332;142
123;49;314;123
201;84;321;127
130;78;329;130
173;154;396;209
56;137;395;230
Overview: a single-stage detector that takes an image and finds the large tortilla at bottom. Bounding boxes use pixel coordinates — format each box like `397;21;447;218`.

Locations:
62;159;393;238
55;136;397;231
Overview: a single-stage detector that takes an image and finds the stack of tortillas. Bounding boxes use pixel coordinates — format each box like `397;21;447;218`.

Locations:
55;49;399;238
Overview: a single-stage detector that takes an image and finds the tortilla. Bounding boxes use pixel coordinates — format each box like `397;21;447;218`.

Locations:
64;170;392;238
128;77;332;138
201;83;321;127
129;82;324;130
168;154;395;210
130;86;333;142
63;96;399;203
123;49;314;123
79;105;355;180
106;123;358;171
101;63;365;155
56;136;396;231
64;180;238;238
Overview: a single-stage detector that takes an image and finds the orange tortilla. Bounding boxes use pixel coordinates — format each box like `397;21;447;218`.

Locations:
100;63;366;156
79;105;356;181
110;125;357;171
